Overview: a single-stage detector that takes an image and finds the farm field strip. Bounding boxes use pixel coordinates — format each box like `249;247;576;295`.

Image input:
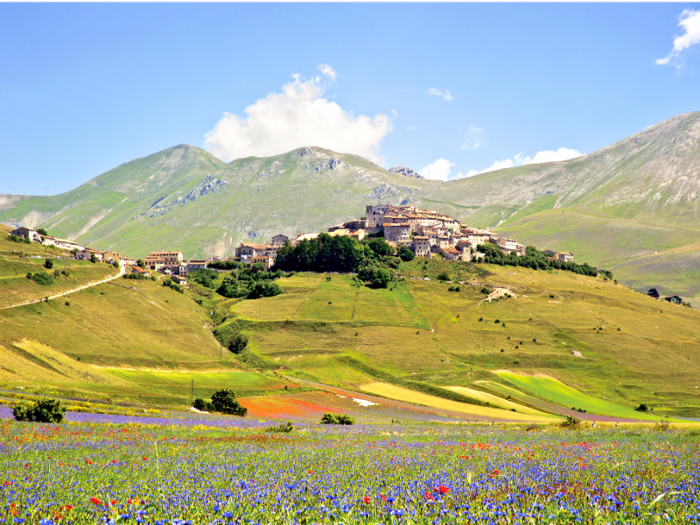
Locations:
360;382;556;423
497;371;676;421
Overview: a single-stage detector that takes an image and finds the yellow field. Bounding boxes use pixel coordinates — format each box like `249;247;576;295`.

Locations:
360;382;556;422
444;385;548;416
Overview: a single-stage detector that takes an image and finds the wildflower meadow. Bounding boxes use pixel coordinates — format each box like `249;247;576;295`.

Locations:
1;408;700;525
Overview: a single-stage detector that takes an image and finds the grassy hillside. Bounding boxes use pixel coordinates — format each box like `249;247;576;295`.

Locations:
213;259;700;419
0;224;119;308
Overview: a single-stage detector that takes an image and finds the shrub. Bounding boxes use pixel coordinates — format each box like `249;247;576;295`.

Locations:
12;398;66;423
320;413;354;425
193;398;213;412
26;272;32;279
437;271;451;282
561;415;581;429
54;269;60;278
635;403;649;413
370;268;392;289
228;333;249;354
44;258;53;269
31;271;54;286
36;228;48;236
61;269;69;277
247;281;282;299
210;389;247;416
265;421;293;433
163;279;184;294
480;287;490;294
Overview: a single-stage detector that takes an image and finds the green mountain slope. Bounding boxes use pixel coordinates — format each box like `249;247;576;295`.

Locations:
1;112;699;301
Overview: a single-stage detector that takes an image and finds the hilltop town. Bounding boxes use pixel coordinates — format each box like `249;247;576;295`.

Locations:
9;203;577;284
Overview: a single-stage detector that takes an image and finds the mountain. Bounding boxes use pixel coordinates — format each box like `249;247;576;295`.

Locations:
1;112;699;302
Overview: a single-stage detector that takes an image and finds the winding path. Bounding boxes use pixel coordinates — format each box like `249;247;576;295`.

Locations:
0;265;125;310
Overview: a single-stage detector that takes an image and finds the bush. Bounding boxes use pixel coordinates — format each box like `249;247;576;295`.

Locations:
31;271;54;286
36;228;48;236
210;389;247;416
265;421;293;433
246;281;282;299
193;398;213;412
561;415;581;429
228;333;249;354
12;398;66;423
163;279;184;294
437;271;451;282
480;287;490;294
635;403;649;413
61;270;70;277
43;258;53;269
396;244;415;262
370;268;392;289
320;412;355;425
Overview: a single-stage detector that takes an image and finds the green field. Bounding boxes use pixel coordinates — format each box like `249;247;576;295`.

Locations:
496;371;670;421
216;259;700;419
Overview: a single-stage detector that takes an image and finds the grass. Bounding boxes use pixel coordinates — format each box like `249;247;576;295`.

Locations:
444;385;548;416
225;262;700;419
497;371;674;421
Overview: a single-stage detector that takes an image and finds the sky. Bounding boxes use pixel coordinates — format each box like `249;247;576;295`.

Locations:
1;3;699;195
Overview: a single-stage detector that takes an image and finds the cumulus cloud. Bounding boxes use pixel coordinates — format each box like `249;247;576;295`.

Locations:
428;88;454;101
204;66;392;163
462;125;487;150
656;10;700;66
317;63;337;81
455;148;583;180
420;158;455;180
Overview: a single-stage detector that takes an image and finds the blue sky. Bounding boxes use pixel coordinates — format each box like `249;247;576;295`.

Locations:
1;3;699;194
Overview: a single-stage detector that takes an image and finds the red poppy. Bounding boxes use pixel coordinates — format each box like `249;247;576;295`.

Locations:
3;481;10;486
438;485;450;494
110;500;117;505
363;496;371;504
85;460;93;465
62;505;73;512
142;457;148;461
90;497;102;505
425;492;434;501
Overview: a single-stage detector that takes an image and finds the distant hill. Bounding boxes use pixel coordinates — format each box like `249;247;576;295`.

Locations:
1;112;699;303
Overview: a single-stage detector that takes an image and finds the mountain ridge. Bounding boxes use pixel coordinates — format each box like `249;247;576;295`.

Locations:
1;112;699;301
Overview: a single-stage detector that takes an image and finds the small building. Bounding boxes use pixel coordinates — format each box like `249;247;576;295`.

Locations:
413;236;431;258
647;288;660;299
130;265;150;277
10;226;42;243
103;251;124;266
246;256;274;270
171;275;187;285
145;251;184;273
440;245;461;261
664;295;683;305
76;248;103;262
558;252;574;262
187;260;208;273
271;234;289;247
383;223;411;245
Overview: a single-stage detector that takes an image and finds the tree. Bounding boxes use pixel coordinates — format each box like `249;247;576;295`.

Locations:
90;253;97;264
36;228;48;236
210;389;247;416
13;398;65;423
137;259;146;268
43;258;53;269
396;244;415;262
371;268;392;289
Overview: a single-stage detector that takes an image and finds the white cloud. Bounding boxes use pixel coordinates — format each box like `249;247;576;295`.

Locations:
428;88;454;101
204;66;392;163
420;158;455;180
452;148;583;180
317;63;337;81
526;147;583;164
462;124;486;150
656;10;700;66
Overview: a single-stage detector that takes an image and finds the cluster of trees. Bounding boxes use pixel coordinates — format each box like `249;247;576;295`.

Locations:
320;412;355;425
215;263;283;299
476;243;602;278
26;271;53;286
13;398;65;423
123;272;155;281
193;389;247;417
162;278;184;294
274;233;413;288
8;234;31;244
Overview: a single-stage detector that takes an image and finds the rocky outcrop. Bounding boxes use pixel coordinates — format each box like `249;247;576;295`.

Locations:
389;166;423;179
138;174;227;218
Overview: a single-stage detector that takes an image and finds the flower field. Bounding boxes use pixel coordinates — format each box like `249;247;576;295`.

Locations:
1;413;700;524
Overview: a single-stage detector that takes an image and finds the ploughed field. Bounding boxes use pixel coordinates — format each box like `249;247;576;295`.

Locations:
2;416;700;524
